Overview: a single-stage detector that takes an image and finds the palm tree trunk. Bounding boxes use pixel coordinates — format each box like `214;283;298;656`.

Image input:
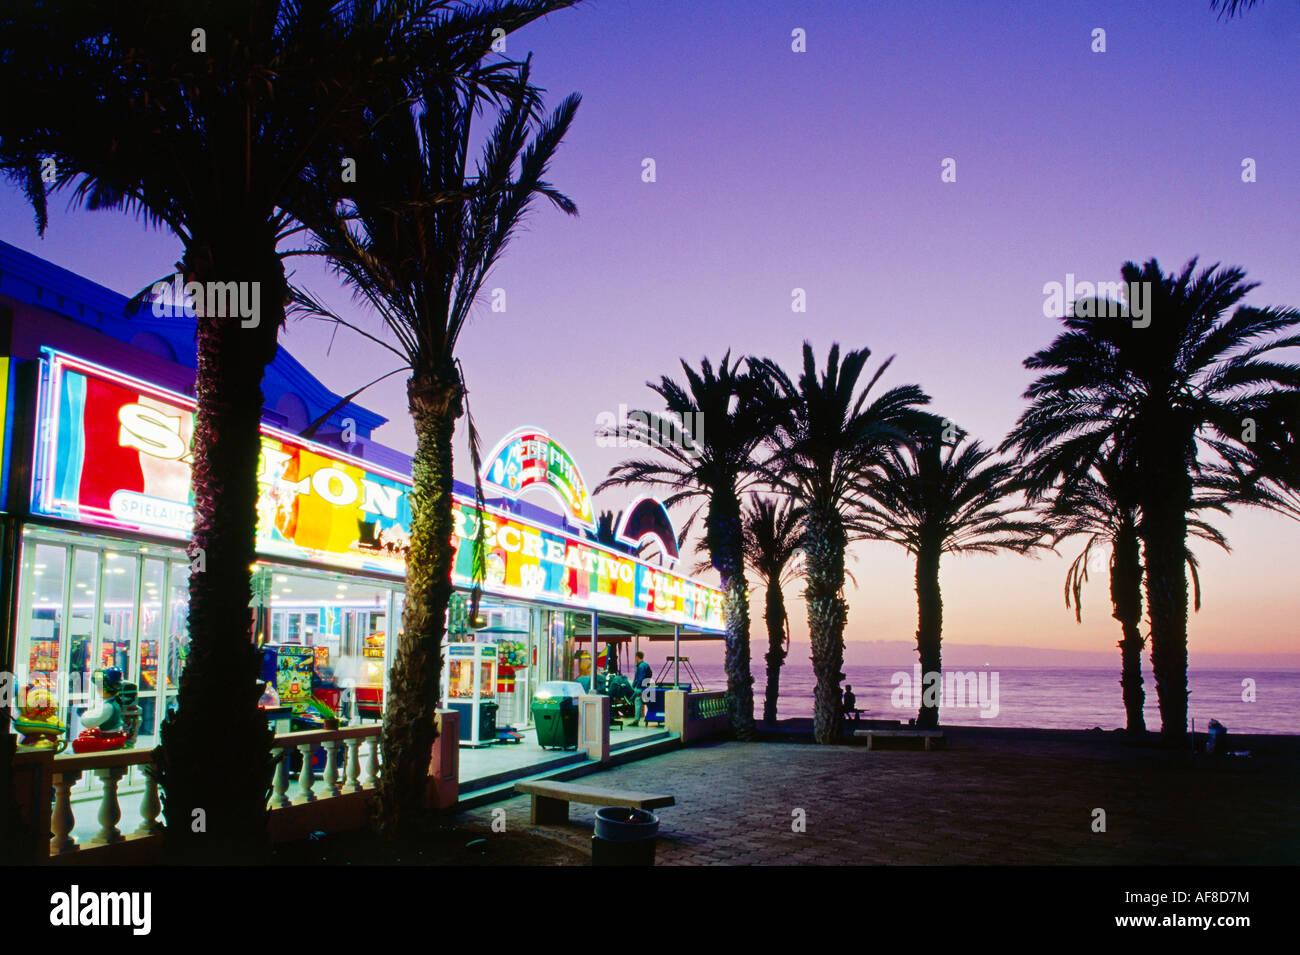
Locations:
155;237;283;862
762;579;787;724
1110;522;1146;736
914;541;943;730
1140;437;1193;743
706;491;756;740
804;507;847;743
376;370;461;837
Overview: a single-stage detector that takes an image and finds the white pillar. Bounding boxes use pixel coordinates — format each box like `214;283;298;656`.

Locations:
674;625;681;687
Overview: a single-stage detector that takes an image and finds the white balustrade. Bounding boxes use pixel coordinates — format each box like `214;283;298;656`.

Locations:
93;766;128;844
51;770;82;854
296;743;317;803
46;725;384;858
344;738;362;792
136;771;163;835
323;741;340;797
271;746;292;808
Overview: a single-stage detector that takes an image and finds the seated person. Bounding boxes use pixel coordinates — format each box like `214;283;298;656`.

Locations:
842;684;861;721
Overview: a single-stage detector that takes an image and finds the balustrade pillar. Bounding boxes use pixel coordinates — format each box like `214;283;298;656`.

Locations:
136;771;164;835
323;740;341;798
364;736;380;786
344;738;363;792
51;770;82;854
271;747;292;808
93;766;128;844
296;744;317;803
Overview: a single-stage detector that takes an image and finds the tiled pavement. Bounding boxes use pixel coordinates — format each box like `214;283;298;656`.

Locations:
453;734;1300;864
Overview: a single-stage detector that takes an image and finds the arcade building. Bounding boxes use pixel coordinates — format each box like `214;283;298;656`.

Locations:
0;239;725;758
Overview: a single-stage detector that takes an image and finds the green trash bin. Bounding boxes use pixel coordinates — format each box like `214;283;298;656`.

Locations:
532;681;584;750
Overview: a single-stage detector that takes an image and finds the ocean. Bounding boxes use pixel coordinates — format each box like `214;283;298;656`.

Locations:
673;662;1300;735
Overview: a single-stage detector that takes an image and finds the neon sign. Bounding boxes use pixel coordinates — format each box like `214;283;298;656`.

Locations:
480;427;595;530
614;495;680;565
30;351;725;630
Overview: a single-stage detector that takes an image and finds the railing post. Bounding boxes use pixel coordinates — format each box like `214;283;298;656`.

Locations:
93;766;128;844
51;770;82;855
296;744;316;803
364;734;380;786
136;770;164;835
666;689;688;742
271;746;292;808
323;739;341;798
344;738;362;792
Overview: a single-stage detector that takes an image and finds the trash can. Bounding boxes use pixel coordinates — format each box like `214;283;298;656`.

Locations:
591;807;659;866
532;681;584;750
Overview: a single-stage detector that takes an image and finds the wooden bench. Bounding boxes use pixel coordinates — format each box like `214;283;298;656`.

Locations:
515;779;676;824
854;728;946;751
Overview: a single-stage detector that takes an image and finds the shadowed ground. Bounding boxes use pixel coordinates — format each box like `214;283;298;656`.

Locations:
453;730;1300;865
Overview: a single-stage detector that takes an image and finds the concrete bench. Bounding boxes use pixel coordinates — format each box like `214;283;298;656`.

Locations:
854;728;946;751
515;779;676;824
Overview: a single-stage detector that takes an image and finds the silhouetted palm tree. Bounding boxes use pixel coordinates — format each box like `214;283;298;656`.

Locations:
741;497;805;724
1050;446;1229;735
597;354;775;740
758;343;934;743
1006;258;1300;741
1211;0;1265;18
1;0;580;859
858;431;1048;729
1218;395;1300;521
1;0;397;860
300;58;579;837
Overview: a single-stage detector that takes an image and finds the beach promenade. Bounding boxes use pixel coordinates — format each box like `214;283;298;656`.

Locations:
454;731;1300;865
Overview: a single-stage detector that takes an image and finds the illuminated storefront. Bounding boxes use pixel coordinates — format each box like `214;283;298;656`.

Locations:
9;349;725;745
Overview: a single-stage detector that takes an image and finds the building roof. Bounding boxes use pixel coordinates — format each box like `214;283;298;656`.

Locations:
0;239;387;439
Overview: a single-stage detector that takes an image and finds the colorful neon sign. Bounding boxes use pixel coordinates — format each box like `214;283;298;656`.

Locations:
615;495;680;565
480;427;595;530
31;351;725;630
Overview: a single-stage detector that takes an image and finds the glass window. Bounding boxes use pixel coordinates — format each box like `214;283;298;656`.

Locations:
136;558;165;740
166;562;190;690
99;551;137;680
21;542;66;693
65;549;100;729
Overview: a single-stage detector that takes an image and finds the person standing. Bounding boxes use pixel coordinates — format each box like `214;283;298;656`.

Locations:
630;651;653;725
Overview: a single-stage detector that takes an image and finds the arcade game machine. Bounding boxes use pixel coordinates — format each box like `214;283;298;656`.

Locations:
355;630;385;721
443;642;498;746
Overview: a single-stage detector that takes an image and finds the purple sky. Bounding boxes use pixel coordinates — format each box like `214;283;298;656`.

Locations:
4;0;1299;661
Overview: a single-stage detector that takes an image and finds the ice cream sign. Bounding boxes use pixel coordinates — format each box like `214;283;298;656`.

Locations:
480;427;595;530
31;350;414;574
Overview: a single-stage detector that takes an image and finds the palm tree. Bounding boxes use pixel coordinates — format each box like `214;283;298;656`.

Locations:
758;343;934;743
1;0;580;857
858;431;1048;729
1049;447;1229;735
1;0;411;860
299;59;579;836
1007;258;1300;741
1218;395;1300;521
1210;0;1266;17
597;354;775;740
741;497;805;725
